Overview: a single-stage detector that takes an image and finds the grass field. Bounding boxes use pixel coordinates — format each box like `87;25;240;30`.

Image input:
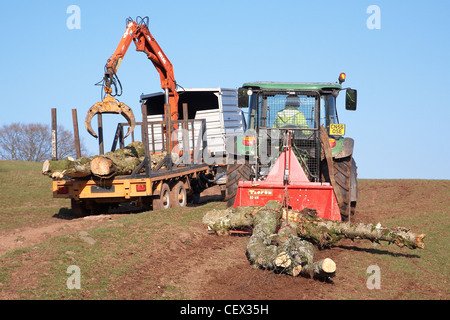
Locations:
0;160;448;301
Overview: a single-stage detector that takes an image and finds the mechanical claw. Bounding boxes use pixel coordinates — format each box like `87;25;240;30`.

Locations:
85;94;136;139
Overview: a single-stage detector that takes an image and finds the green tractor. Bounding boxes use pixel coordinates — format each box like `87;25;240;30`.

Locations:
225;73;358;221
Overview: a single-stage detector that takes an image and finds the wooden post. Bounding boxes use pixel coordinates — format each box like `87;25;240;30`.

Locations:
98;114;104;155
72;109;81;159
51;108;58;161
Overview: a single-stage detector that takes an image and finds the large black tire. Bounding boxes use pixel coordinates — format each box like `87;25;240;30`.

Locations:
170;181;187;208
152;182;171;210
333;156;358;221
224;161;252;207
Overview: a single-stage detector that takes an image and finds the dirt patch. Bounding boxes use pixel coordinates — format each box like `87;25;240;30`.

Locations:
0;180;448;300
0;214;126;256
108;226;249;300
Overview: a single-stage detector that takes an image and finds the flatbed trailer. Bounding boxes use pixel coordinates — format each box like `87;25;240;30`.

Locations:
53;103;224;216
53;163;210;216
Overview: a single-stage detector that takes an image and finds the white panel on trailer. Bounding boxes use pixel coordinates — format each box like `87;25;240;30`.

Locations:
147;114;164;153
144;87;246;156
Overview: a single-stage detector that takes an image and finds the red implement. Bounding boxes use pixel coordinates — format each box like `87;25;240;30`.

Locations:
233;135;341;221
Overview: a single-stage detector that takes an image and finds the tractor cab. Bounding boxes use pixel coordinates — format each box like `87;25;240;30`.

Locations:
237;77;357;180
232;74;358;221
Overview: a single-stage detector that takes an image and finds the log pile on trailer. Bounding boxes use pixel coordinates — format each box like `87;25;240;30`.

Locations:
42;141;147;179
43;141;181;179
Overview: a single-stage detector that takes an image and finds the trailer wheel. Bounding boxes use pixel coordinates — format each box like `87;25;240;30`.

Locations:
170;181;187;208
71;199;89;217
224;161;252;207
153;183;171;210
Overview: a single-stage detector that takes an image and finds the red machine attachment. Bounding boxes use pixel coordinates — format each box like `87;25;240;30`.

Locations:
233;132;341;221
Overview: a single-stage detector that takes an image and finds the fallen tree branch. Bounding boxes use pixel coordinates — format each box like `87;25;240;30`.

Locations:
202;201;425;279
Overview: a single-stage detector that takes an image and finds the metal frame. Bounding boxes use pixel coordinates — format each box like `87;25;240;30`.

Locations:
251;89;322;182
109;103;208;180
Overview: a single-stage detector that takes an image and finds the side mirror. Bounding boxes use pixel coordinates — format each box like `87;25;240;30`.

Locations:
238;88;252;108
345;88;357;111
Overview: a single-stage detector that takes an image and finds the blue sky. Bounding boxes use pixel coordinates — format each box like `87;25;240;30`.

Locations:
0;0;449;179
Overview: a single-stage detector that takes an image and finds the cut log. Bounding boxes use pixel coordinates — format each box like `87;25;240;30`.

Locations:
42;157;92;178
244;205;336;278
202;201;426;280
90;157;116;176
246;207;280;270
90;155;142;177
300;258;336;279
202;206;258;234
203;205;426;250
91;141;145;177
273;221;335;278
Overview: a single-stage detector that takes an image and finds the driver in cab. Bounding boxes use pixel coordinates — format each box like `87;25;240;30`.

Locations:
273;95;311;135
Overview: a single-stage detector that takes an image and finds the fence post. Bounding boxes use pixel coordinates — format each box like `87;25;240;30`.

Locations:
51;108;58;161
72;109;81;159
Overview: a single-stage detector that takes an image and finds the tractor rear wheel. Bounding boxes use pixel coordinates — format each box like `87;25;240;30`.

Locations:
224;161;252;207
333;156;357;221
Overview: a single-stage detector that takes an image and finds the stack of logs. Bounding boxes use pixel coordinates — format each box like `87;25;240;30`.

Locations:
202;201;426;280
42;141;170;179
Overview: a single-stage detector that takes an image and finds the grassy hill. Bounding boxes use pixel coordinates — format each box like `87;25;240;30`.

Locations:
0;160;448;300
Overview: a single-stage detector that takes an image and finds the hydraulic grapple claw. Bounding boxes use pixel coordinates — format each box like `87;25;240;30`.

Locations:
85;94;136;139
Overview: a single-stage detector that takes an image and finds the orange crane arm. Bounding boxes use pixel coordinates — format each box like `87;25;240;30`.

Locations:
104;17;179;122
86;17;179;147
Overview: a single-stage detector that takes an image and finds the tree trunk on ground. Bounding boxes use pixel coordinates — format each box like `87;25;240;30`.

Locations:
244;203;336;279
245;208;281;270
202;201;425;279
202;206;259;235
300;258;336;279
203;203;425;250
